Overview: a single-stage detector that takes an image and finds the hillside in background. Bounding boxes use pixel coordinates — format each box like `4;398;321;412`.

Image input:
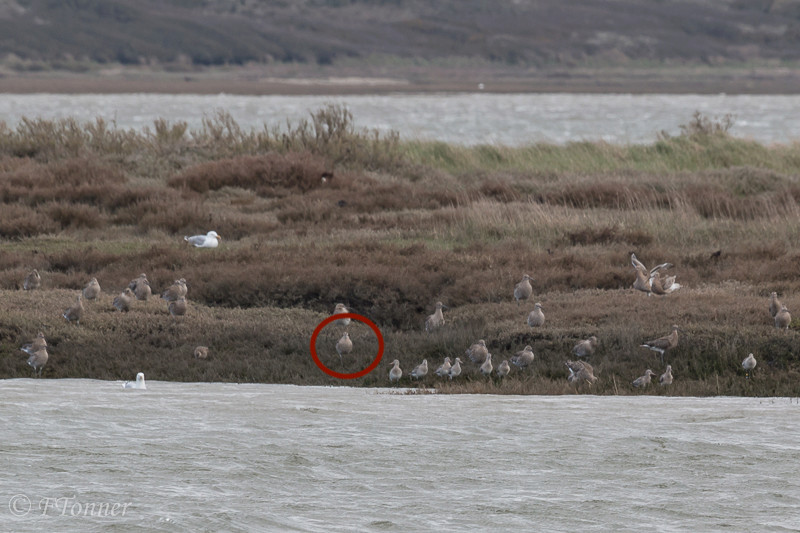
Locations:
1;0;799;72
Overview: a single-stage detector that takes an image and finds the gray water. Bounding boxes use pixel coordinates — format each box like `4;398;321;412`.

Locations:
2;379;799;532
2;93;800;145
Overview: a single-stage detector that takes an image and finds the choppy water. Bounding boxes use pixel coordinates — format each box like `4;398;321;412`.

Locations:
2;93;800;145
2;380;799;532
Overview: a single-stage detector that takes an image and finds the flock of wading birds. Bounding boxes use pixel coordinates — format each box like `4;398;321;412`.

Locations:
17;231;222;384
16;245;779;388
339;253;771;389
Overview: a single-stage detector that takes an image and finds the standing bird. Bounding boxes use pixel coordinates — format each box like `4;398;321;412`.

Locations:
82;277;101;300
769;292;782;318
435;357;452;378
775;305;791;331
113;288;135;312
389;359;402;383
63;293;84;325
123;372;147;390
566;360;597;388
184;230;221;248
169;297;187;319
162;279;187;302
527;303;545;328
194;346;209;359
23;269;41;290
26;346;49;377
573;336;598;358
425;301;447;332
640;325;680;364
742;353;757;378
410;359;428;380
466;339;489;365
332;303;351;327
480;353;493;377
335;332;353;364
448;358;463;380
630;253;675;296
659;365;674;386
514;274;534;305
132;276;152;301
632;369;656;388
497;359;511;379
511;345;535;368
21;332;47;356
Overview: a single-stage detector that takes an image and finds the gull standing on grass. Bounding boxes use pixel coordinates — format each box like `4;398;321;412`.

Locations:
113;288;135;312
566;360;597;388
769;292;782;318
527;303;545;328
194;346;209;359
480;353;493;377
22;333;49;377
497;359;511;379
775;305;791;331
184;231;221;248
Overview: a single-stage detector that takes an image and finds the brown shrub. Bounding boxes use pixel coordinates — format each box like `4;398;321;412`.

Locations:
567;225;653;246
168;152;330;196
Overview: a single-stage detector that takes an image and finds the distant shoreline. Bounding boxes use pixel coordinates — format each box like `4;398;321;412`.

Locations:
2;66;800;95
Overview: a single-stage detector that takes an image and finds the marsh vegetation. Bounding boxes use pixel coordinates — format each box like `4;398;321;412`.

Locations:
1;106;799;395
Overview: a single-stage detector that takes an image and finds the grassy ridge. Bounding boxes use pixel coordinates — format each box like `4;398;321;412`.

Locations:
2;106;800;395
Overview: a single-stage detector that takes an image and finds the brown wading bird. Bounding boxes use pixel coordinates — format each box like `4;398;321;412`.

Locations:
640;325;680;365
82;277;101;301
336;332;353;364
129;273;152;301
514;274;534;305
573;336;598;358
63;293;84;325
26;346;49;377
194;346;209;359
480;353;493;377
659;365;674;386
410;359;428;380
566;360;597;390
775;305;791;331
511;345;535;369
162;279;187;302
448;358;463;380
632;369;656;388
169;297;187;319
21;332;47;356
389;359;402;383
332;303;351;327
527;303;545;328
466;339;489;365
769;292;782;318
435;357;452;378
630;253;678;295
425;302;447;332
113;288;135;312
497;359;511;379
23;269;41;290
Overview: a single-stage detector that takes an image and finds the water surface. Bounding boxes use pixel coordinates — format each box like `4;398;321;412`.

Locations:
2;380;798;532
